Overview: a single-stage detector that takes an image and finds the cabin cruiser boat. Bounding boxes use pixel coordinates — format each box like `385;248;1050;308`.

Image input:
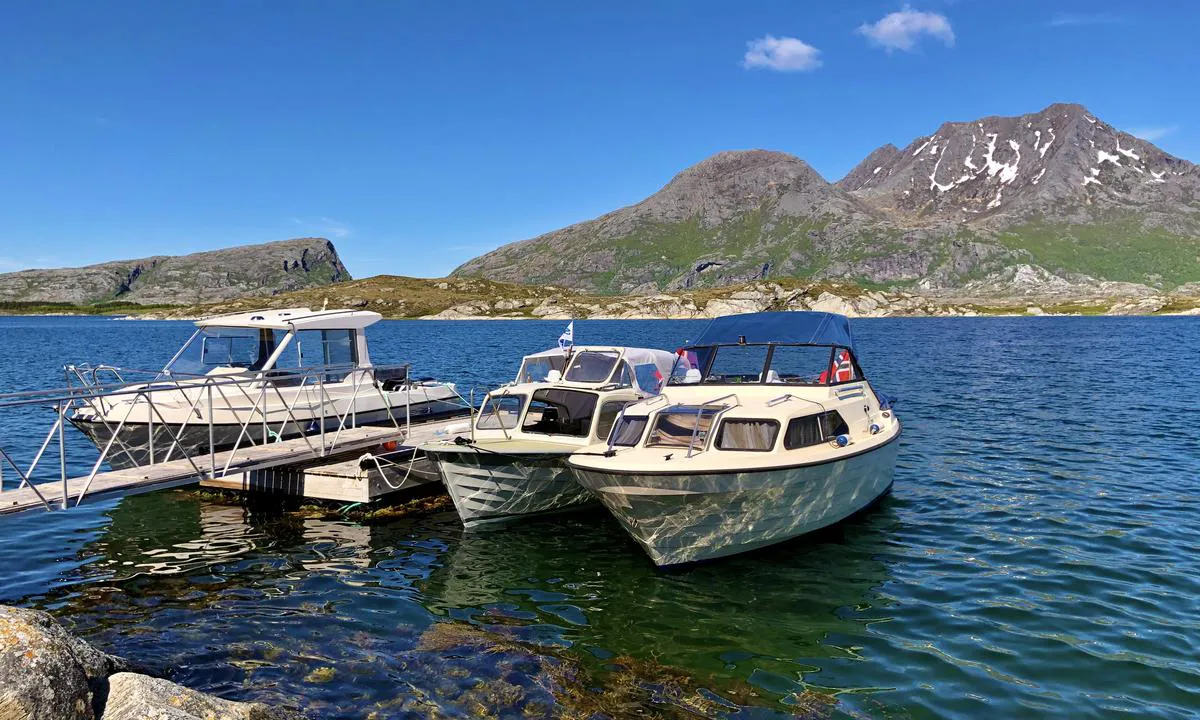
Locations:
422;345;678;527
568;312;901;567
69;308;468;469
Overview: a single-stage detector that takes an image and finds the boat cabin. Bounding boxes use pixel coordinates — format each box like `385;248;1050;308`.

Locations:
161;308;382;382
474;346;678;444
598;312;894;459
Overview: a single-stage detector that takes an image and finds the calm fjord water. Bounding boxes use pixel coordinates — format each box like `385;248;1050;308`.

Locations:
1;316;1198;718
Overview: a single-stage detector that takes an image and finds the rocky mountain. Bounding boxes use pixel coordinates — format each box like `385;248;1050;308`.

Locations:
456;104;1200;293
453;150;897;294
0;238;350;306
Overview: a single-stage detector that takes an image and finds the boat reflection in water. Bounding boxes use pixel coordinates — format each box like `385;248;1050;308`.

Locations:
420;506;898;693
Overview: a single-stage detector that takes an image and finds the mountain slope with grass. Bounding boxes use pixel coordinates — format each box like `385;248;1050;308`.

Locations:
455;104;1200;294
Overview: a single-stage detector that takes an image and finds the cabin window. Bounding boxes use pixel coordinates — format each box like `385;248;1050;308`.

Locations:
609;416;647;446
291;329;357;382
166;327;267;376
704;345;769;384
517;354;567;383
632;363;665;394
647;407;720;449
766;345;847;385
521;388;599;437
784;411;850;449
595;400;631;440
668;348;709;385
476;394;525;430
716;419;780;451
564;351;620;383
612;362;633;388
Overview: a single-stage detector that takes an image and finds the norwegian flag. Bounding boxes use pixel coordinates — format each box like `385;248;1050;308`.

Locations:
819;349;854;384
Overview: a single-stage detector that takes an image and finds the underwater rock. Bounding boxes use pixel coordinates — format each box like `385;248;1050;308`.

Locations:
103;673;302;720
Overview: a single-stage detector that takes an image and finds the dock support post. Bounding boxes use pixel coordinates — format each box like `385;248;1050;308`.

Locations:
58;401;67;510
208;384;215;479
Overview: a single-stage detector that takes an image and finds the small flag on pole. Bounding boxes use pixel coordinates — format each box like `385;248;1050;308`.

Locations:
558;321;574;350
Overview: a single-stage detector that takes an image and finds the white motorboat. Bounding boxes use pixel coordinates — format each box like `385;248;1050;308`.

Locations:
568;311;901;567
422;344;679;527
69;308;468;469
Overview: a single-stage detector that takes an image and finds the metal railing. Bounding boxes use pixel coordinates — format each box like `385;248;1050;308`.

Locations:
0;361;461;511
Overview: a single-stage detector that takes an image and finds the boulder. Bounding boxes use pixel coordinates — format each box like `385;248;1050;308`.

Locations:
102;673;301;720
0;606;133;720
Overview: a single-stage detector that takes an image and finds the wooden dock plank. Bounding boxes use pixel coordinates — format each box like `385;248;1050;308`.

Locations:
198;416;469;503
0;425;411;516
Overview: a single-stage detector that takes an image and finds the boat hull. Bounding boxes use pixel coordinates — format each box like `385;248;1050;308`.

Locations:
571;438;899;566
71;400;470;470
427;447;595;528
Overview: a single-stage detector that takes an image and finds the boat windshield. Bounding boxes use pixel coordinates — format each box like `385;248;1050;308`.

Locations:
516;353;568;383
667;344;858;385
163;326;360;380
564;351;620;384
477;394;525;430
164;327;273;376
521;388;599;437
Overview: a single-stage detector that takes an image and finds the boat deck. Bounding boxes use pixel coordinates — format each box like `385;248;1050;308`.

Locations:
0;420;466;516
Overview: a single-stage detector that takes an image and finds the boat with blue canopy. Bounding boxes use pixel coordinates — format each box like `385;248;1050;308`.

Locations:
568;311;901;566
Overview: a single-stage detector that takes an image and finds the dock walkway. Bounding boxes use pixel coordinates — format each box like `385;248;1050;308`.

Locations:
1;425;412;516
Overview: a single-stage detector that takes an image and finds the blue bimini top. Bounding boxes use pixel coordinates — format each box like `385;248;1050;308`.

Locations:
689;311;855;350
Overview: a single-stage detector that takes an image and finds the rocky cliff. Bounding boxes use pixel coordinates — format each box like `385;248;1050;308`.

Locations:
454;104;1200;294
0;238;350;306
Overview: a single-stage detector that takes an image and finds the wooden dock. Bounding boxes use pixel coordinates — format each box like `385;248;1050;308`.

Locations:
200;416;467;502
0;425;427;516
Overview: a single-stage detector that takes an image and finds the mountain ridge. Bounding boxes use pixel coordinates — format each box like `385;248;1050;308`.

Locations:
0;238;350;305
455;103;1200;294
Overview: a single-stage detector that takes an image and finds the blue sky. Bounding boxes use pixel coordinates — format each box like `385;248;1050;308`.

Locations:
1;1;1195;278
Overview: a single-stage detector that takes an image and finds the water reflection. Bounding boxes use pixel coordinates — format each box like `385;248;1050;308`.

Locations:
34;491;901;718
421;503;900;697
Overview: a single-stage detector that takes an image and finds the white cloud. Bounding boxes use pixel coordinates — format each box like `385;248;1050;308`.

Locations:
857;6;955;52
1046;13;1121;28
743;35;822;72
1129;126;1179;142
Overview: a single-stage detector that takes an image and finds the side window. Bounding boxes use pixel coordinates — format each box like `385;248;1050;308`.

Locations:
609;416;647;446
715;419;780;451
633;363;665;394
595;400;630;440
295;330;356;368
647;408;719;448
613;363;633;388
784;411;850;449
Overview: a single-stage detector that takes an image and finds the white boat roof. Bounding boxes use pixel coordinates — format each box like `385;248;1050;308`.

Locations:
195;308;382;331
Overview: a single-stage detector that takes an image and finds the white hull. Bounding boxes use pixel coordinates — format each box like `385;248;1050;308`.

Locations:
429;448;595;528
572;437;899;566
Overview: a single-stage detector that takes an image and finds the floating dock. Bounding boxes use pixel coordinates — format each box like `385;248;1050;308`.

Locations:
0;420;466;516
200;417;465;502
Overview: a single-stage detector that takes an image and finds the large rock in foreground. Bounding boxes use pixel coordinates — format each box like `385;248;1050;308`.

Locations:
0;606;131;720
0;605;302;720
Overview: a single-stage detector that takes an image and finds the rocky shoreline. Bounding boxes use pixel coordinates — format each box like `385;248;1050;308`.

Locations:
0;605;300;720
3;266;1198;322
